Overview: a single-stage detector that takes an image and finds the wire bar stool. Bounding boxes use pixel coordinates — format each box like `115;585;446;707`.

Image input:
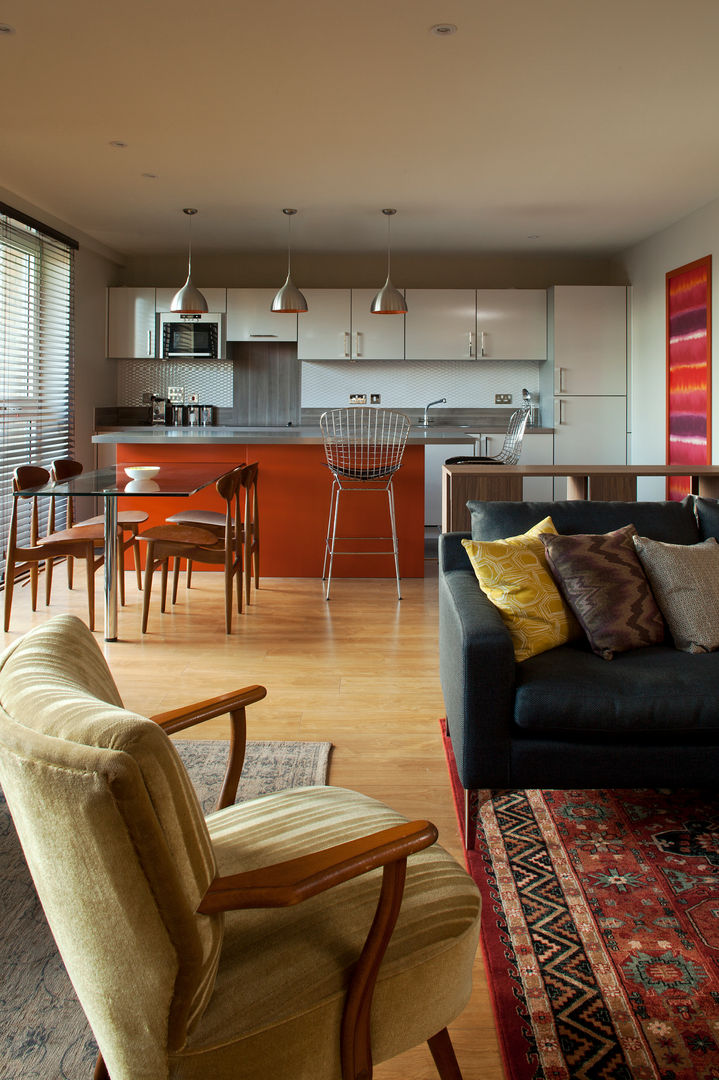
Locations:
444;405;531;465
320;407;411;600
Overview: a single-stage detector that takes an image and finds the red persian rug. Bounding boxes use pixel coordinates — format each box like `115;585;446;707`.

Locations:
441;727;719;1080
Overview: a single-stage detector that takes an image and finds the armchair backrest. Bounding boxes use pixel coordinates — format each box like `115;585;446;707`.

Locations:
0;615;222;1080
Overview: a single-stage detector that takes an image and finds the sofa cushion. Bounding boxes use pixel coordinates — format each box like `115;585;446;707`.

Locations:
514;641;719;734
633;535;719;653
469;498;700;545
694;496;719;541
461;516;580;662
541;524;664;659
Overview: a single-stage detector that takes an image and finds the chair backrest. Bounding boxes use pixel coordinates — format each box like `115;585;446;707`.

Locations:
9;466;50;550
50;457;83;483
0;615;223;1079
497;406;531;465
320;407;411;479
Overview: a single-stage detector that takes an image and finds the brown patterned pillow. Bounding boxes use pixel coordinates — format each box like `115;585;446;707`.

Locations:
632;535;719;653
540;524;664;660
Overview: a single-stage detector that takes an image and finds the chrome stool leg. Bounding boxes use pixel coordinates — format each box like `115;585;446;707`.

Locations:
324;479;341;600
322;478;338;582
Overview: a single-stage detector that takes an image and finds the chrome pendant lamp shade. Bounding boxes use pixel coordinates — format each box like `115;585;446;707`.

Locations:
271;208;308;313
171;208;208;313
370;209;407;315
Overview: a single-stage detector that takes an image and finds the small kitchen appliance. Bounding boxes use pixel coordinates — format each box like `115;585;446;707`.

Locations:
158;311;225;359
150;395;169;425
170;403;187;426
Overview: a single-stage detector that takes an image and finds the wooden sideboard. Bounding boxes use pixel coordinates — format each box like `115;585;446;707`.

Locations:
442;464;719;532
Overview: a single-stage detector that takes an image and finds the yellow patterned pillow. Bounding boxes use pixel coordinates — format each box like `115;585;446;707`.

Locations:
462;516;580;662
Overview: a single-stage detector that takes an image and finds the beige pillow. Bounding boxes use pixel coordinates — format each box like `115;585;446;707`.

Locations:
632;535;719;653
462;515;580;662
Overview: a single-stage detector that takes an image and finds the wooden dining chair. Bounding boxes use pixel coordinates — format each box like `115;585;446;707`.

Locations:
49;459;148;601
166;461;260;607
4;465;106;632
137;465;245;633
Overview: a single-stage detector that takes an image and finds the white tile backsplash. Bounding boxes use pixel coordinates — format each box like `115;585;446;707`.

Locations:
300;358;542;409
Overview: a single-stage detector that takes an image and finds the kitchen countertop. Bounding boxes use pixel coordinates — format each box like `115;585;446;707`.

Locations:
92;424;552;445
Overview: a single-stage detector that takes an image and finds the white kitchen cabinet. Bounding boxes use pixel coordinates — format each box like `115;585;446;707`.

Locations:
553;395;627;498
226;288;297;342
107;287;156;358
405;290;476;360
550;286;627;395
297;289;405;360
475;289;547;360
425;443;470;527
154;287;227;313
348;289;405;360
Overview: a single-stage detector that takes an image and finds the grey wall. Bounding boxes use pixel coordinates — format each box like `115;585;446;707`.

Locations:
74;246;122;468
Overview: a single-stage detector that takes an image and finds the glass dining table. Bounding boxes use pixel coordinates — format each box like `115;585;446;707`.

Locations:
15;463;229;641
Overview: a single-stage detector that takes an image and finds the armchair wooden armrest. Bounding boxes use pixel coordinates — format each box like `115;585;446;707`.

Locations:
198;819;439;1080
197;819;437;913
151;685;267;812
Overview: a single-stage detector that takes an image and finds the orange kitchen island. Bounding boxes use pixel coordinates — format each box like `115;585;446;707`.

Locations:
101;434;428;578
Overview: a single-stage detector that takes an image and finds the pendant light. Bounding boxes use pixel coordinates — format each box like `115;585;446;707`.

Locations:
170;208;208;313
271;208;308;313
370;208;407;314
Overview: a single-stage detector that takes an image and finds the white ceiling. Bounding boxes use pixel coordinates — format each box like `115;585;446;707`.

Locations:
3;0;719;259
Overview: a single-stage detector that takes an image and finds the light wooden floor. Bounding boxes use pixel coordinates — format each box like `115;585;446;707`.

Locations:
1;564;505;1080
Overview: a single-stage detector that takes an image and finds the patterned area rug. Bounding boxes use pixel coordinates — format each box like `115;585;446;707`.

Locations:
441;728;719;1080
0;738;331;1080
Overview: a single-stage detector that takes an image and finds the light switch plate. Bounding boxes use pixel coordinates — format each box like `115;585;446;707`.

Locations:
495;393;512;404
370;393;381;404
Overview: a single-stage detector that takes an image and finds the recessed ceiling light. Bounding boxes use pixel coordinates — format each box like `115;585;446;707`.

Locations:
430;23;457;36
0;24;16;35
109;140;128;149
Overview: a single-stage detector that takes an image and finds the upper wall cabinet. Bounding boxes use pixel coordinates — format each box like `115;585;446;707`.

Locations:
549;285;627;395
404;290;476;360
404;289;546;361
296;289;405;361
226;288;297;342
475;289;546;360
154;287;227;313
107;288;156;358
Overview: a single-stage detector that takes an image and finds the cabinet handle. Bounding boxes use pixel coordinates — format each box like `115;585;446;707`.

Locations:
147;330;153;357
468;331;475;358
250;333;278;338
344;331;351;358
480;330;486;358
355;331;362;357
554;399;567;426
556;367;567;394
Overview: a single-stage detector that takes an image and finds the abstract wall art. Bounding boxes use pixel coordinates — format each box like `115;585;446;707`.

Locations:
666;256;712;500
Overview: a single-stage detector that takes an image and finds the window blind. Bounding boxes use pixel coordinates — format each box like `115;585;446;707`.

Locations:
0;207;76;584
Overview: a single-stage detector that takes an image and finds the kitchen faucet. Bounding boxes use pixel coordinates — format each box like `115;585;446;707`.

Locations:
419;398;447;426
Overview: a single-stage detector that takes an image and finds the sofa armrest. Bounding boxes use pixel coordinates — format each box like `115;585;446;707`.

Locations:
438;533;516;790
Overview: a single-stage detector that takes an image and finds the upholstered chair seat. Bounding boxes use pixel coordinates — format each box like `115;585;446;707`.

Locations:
0;615;481;1080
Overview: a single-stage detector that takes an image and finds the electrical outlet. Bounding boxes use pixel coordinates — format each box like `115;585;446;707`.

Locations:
349;394;367;405
188;392;199;404
167;386;185;403
370;393;381;404
495;393;512;404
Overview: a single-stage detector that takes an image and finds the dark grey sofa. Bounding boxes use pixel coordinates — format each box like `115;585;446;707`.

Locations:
439;497;719;848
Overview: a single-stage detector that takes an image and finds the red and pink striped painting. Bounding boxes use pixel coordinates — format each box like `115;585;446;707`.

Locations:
666;256;712;500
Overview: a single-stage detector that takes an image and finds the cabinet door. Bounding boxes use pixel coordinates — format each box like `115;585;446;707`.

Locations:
350;289;405;360
425;443;469;527
405;290;476;360
475;289;547;359
552;286;627;395
155;287;227;313
107;288;156;358
226;288;298;342
520;432;554;500
553;396;627;465
297;290;352;360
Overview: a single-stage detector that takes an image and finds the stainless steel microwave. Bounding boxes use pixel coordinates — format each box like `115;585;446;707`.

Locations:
158;312;226;359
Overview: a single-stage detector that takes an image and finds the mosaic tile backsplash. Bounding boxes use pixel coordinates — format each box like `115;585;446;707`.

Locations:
116;358;233;407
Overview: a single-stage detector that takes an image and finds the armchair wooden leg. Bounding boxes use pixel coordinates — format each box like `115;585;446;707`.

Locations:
427;1028;463;1080
93;1051;109;1080
132;537;142;590
160;559;169;612
45;555;54;606
67;551;75;589
30;561;39;611
172;557;181;604
3;559;15;631
141;543;155;633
